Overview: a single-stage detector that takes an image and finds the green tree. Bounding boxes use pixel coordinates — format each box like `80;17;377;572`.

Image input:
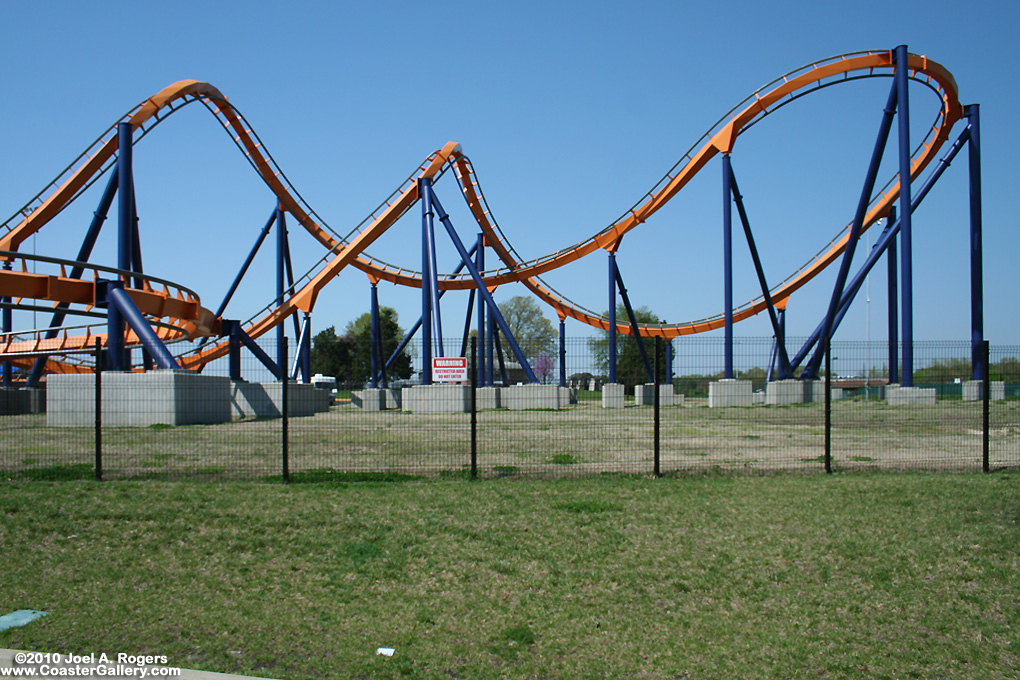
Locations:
913;357;972;383
495;296;557;365
588;305;667;388
344;307;413;382
310;326;356;381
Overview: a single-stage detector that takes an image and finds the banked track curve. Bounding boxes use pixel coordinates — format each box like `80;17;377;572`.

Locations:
0;48;963;374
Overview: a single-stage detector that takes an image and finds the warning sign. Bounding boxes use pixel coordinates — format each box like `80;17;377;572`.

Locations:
432;357;468;383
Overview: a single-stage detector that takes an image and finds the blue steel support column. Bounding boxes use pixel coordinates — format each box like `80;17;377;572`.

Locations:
487;300;495;386
722;154;734;379
966;104;984;380
666;337;673;385
1;261;10;386
111;122;135;371
895;44;914;387
559;319;566;387
475;235;486;385
608;252;617;384
227;321;242;381
887;208;899;384
276;204;287;379
420;179;434;385
303;315;312;383
370;284;381;388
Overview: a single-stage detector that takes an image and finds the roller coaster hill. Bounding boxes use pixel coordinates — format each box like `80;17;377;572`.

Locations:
0;46;988;409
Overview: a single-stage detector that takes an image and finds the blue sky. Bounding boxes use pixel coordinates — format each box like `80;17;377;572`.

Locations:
2;0;1017;363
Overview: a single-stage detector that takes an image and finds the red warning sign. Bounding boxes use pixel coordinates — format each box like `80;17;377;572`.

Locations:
432;357;468;383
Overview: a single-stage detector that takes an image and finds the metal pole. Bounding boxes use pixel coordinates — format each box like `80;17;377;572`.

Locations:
722;153;734;379
888;208;899;384
982;340;990;473
111;122;135;372
967;104;985;381
475;235;486;385
895;44;914;387
282;336;289;483
94;338;102;482
370;284;381;388
654;336;661;478
559;319;567;388
824;335;832;474
276;204;288;378
1;262;10;386
420;179;433;385
470;335;478;480
608;252;617;384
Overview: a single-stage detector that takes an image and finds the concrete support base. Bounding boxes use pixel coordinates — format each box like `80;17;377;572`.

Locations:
709;379;753;407
559;386;578;405
886;385;937;406
1;387;46;414
476;386;501;410
352;388;386;411
765;379;805;405
48;371;233;427
963;380;1005;402
503;384;562;410
602;383;625;409
635;384;678;406
384;388;402;409
231;381;331;418
401;385;472;413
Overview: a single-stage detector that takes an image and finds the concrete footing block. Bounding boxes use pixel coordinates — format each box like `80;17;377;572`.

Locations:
635;384;677;406
401;385;472;413
503;384;562;410
802;380;843;403
963;380;1005;402
765;379;805;405
559;386;578;405
48;371;233;426
352;388;386;411
602;383;625;409
886;385;937;405
231;381;331;418
476;386;501;410
709;379;753;407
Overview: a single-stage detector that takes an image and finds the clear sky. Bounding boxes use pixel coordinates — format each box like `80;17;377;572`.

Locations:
2;0;1017;362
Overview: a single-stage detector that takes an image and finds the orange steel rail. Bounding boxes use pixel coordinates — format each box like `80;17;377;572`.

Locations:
0;49;962;372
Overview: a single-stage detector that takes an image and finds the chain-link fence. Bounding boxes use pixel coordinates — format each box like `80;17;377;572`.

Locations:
2;337;1018;481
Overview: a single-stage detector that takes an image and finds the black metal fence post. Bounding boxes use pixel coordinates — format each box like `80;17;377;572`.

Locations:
470;335;478;479
94;338;102;482
824;335;832;474
653;336;661;477
282;336;289;483
982;340;990;473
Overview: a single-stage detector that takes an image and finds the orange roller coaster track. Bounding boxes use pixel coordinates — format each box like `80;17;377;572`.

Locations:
0;48;964;375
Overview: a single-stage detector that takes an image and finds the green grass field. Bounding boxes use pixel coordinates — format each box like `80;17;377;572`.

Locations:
1;473;1018;679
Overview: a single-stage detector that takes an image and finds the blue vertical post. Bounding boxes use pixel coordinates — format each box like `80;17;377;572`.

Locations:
966;104;984;381
420;179;433;385
475;235;486;385
722;153;734;379
487;300;495;386
666;337;673;385
895;45;914;387
227;322;242;381
1;262;10;386
559;319;567;387
110;122;135;371
887;208;899;384
608;252;617;384
276;204;288;380
370;284;381;388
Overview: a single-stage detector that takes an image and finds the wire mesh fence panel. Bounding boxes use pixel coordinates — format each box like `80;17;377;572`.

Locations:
3;336;1019;481
989;346;1020;471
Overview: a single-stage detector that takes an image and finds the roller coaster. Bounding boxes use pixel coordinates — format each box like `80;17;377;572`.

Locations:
0;45;985;392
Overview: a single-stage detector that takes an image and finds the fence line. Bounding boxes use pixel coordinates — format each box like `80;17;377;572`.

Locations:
2;337;1018;481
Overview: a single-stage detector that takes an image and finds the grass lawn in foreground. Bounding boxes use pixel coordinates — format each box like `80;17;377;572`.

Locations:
1;473;1018;679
